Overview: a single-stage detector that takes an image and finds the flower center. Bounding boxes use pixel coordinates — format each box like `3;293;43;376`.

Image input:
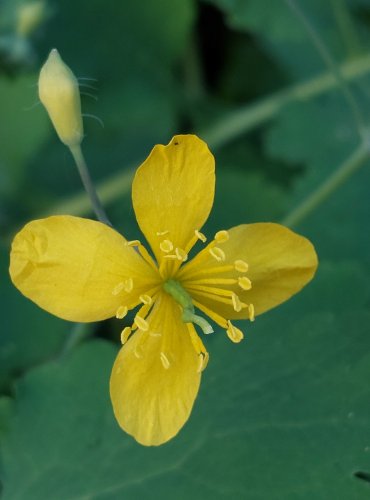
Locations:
163;279;213;335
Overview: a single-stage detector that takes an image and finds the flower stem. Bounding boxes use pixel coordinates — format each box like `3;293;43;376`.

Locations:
282;143;369;228
69;144;112;226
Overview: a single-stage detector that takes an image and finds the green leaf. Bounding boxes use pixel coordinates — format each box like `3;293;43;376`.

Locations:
0;74;50;196
37;0;195;83
204;0;369;78
0;245;71;390
1;261;369;499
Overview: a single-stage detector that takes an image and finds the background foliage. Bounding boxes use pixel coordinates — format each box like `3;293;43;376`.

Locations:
1;0;370;498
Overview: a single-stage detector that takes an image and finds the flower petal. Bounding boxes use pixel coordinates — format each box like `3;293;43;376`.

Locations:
110;292;201;446
9;215;160;322
132;135;215;265
180;223;318;319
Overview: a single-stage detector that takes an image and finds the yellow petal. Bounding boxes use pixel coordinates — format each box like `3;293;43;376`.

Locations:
132;135;215;266
110;292;201;446
181;223;318;319
9;215;160;322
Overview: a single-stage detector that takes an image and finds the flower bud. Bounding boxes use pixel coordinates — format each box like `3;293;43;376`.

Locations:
38;49;83;147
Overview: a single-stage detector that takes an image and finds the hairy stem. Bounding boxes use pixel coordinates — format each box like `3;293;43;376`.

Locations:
69;144;112;226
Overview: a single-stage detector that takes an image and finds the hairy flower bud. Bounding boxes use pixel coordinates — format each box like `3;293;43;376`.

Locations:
38;49;83;147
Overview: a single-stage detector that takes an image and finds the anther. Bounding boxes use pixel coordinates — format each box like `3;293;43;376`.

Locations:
175;247;188;261
156;230;169;236
197;352;209;373
134;346;143;359
120;326;131;344
195;229;207;243
226;321;244;343
163;254;177;260
249;303;255;322
209;247;226;262
215;230;229;243
234;260;249;273
123;278;134;293
231;293;245;312
116;305;128;319
134;315;149;331
160;239;174;253
160;352;171;369
238;276;252;290
126;240;140;247
112;282;124;296
139;294;152;305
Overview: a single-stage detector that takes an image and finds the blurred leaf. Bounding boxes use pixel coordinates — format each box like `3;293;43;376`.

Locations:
0;245;71;390
204;0;369;78
36;0;195;83
264;93;359;200
294;164;370;263
0;262;369;499
0;74;49;196
0;397;12;438
207;168;287;230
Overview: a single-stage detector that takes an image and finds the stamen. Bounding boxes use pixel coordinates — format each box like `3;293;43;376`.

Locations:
238;276;252;290
188;289;238;307
112;282;124;296
136;244;158;271
187;323;209;371
134;315;149;331
209;247;226;262
163;254;177;260
215;230;229;243
234;260;249;273
232;293;245;312
120;326;131;344
175;247;188;261
182;278;237;286
160;352;171;369
195;229;207;243
126;240;140;247
193;300;228;328
249;303;255;322
156;230;169;236
123;278;133;293
134;346;143;358
160;239;174;253
186;284;237;298
115;305;128;319
139;294;152;305
197;352;209;373
178;264;235;280
226;321;244;343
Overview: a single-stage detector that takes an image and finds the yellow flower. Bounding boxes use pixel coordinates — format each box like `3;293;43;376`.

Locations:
9;135;318;446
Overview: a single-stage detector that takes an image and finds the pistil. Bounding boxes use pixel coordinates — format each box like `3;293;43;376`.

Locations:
163;279;214;334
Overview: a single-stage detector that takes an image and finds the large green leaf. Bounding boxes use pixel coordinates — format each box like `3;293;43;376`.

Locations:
1;260;369;499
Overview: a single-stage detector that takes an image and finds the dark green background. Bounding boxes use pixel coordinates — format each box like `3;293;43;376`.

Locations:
1;0;370;498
